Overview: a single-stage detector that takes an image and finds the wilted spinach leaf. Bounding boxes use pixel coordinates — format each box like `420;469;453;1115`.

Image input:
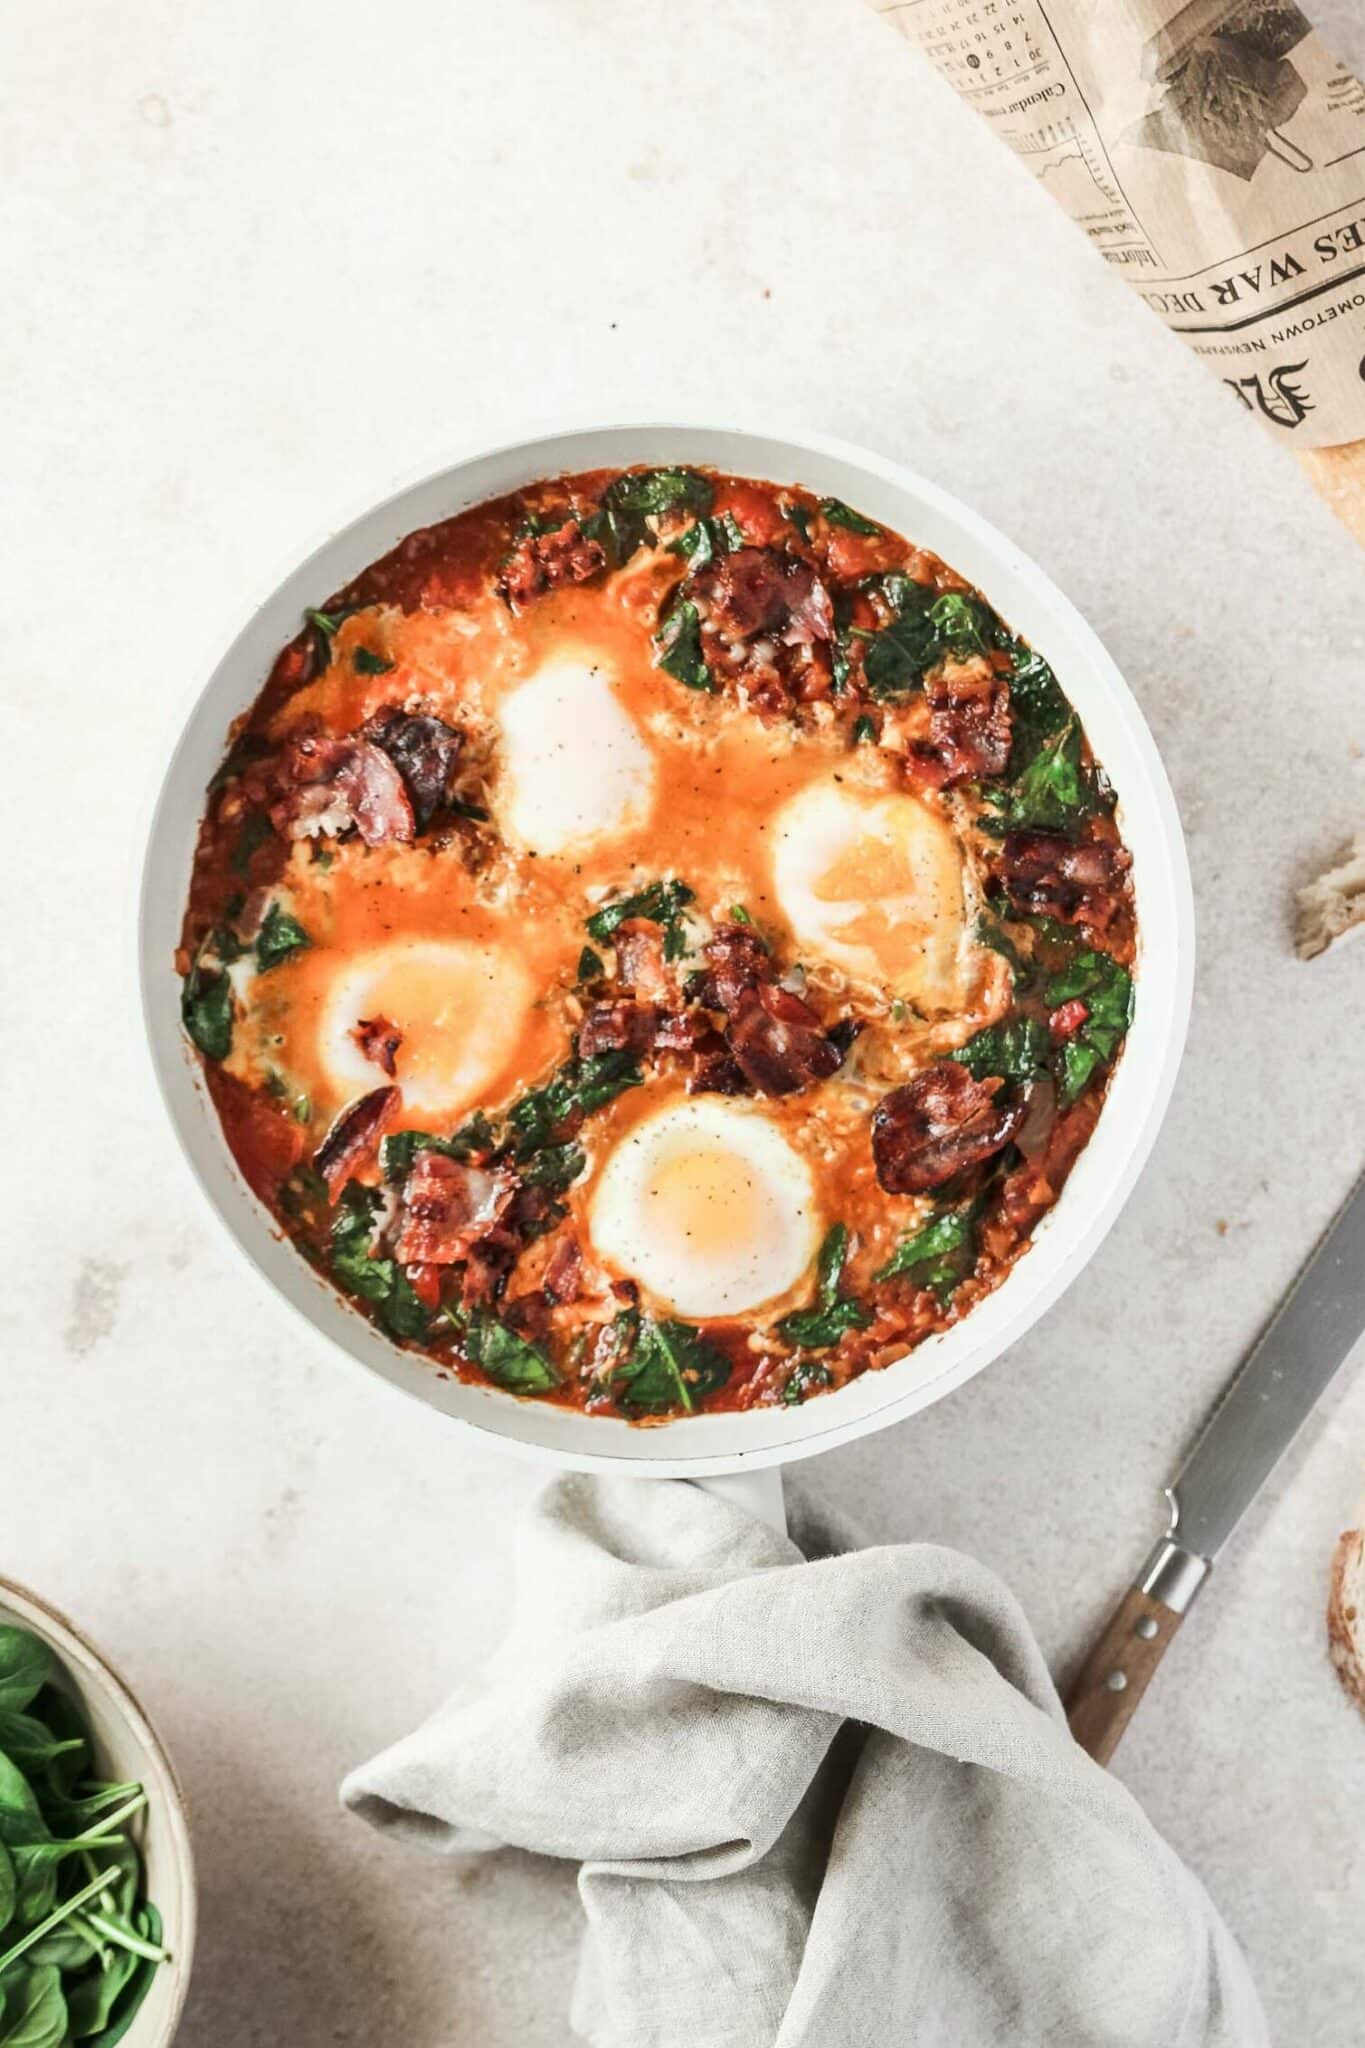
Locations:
862;580;940;698
586;878;695;959
460;1314;558;1393
1045;950;1134;1102
229;811;273;878
254;902;310;972
820;497;881;535
951;1014;1049;1086
667;512;743;570
654;595;713;691
180;955;234;1062
586;468;714;564
609;1314;730;1414
379;1114;495;1180
777;1225;871;1350
983;717;1096;834
328;1182;429;1339
506;1051;642;1160
875;1199;981;1302
352;646;394;676
974;915;1035;991
781;1359;834;1404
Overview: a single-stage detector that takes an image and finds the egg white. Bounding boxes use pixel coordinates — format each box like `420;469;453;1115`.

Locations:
588;1097;820;1319
771;776;974;1012
496;656;655;856
317;937;532;1118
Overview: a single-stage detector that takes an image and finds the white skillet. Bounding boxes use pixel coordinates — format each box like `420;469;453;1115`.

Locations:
138;420;1194;1528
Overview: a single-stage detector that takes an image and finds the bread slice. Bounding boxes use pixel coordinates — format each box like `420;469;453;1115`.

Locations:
1294;835;1365;960
1328;1525;1365;1715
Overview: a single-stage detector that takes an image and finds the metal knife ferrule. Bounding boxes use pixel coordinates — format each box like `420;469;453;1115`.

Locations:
1138;1536;1209;1615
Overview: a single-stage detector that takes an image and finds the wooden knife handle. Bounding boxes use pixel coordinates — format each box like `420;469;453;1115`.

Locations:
1065;1587;1185;1765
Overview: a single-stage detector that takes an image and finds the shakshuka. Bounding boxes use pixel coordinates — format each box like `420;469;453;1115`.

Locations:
180;467;1136;1418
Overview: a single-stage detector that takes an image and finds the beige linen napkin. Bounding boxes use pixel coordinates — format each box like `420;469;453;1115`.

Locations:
342;1475;1265;2047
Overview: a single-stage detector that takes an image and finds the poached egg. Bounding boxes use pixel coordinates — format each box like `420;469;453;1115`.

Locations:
589;1096;820;1319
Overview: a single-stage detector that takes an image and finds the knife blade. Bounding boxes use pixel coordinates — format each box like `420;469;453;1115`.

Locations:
1067;1163;1365;1763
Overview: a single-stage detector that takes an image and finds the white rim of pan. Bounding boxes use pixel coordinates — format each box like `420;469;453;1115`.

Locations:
137;414;1195;1478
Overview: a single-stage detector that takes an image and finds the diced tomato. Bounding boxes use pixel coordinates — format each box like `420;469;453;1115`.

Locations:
1049;999;1090;1040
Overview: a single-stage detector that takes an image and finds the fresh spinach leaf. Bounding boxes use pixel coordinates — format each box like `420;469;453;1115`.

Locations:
0;1963;66;2048
0;1633;54;1717
875;1200;981;1302
0;1715;82;1777
654;596;713;692
609;1314;730;1414
254;902;310;972
820;498;880;535
352;646;394;676
950;1014;1048;1087
585;878;695;959
777;1224;871;1350
460;1314;557;1393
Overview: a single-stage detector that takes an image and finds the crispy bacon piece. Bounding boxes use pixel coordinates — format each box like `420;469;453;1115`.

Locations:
578;1000;661;1058
726;983;844;1097
612;919;669;1000
919;655;1012;784
542;1233;583;1305
696;548;832;647
499;518;607;608
352;1015;402;1076
363;712;464;831
314;1085;401;1199
269;733;415;848
459;1243;511;1310
686;1045;751;1097
996;831;1132;934
652;1010;709;1054
393;1151;518;1266
871;1063;1024;1196
702;922;771;1013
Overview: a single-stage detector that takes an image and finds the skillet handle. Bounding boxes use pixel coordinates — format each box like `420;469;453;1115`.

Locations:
693;1469;788;1535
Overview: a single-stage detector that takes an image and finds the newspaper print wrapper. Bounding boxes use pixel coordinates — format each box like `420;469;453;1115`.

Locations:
861;1;1365;539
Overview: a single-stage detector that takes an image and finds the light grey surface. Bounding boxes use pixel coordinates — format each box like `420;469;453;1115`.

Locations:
3;1;1363;2044
344;1476;1266;2047
1172;1164;1365;1562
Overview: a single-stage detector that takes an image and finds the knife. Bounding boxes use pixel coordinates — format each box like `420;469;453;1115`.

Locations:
1067;1164;1365;1764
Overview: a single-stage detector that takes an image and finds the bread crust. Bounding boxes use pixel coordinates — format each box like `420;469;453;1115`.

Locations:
1328;1527;1365;1716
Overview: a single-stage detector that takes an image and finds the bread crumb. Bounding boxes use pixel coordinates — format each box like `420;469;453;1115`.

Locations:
1294;833;1365;959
